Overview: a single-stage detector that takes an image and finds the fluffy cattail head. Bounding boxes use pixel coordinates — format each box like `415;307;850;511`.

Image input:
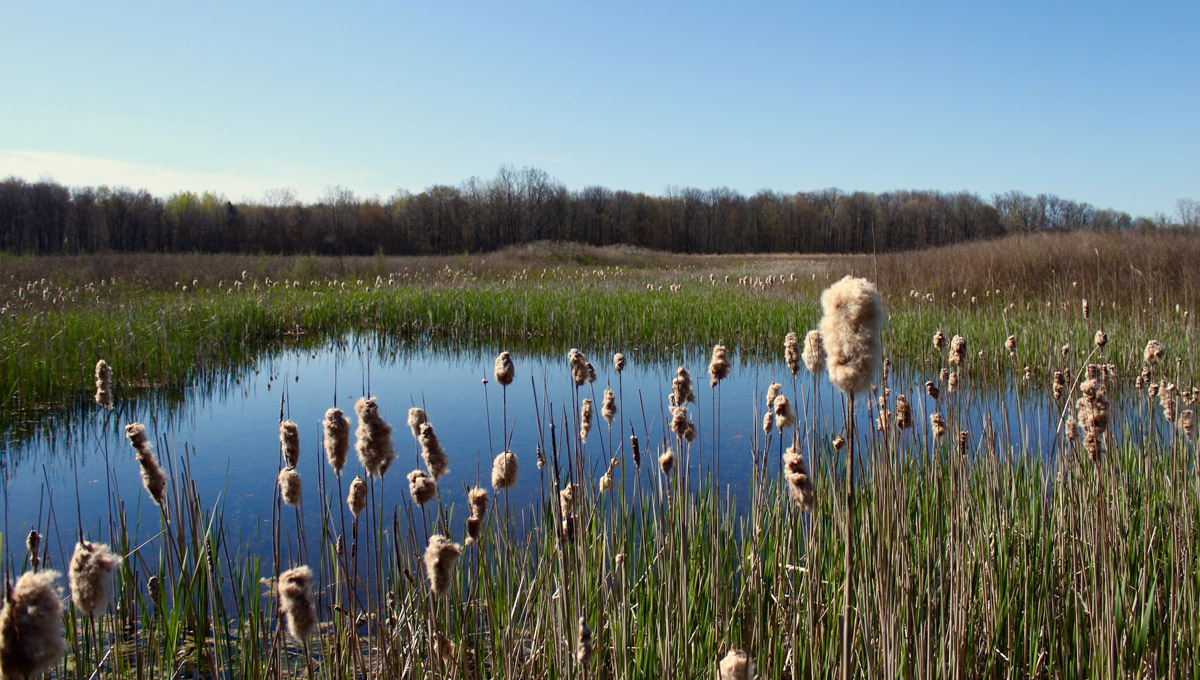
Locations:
0;569;66;679
354;397;396;478
762;411;774;434
925;380;940;400
895;394;913;430
125;422;167;507
576;617;594;665
601;388;617;424
765;382;782;411
783;445;814;510
818;276;884;395
407;469;438;506
568;348;589;386
1053;371;1066;401
559;483;580;516
68;542;121;616
347;476;368;518
491;451;518;491
773;394;796;431
1005;335;1017;356
948;372;960;393
580;399;594;443
418;423;449;479
1094;330;1108;350
933;330;947;351
280;421;300;469
784;332;801;376
94;359;113;409
1144;340;1165;366
1181;410;1195;438
930;412;947;440
659;448;675;475
323;408;350;475
613;353;626;372
494;351;515;386
948;335;967;366
25;531;40;570
803;330;826;373
278;565;316;643
406;407;428;440
717;648;753;680
672;367;695;405
467;487;489;518
710;344;732;383
423;535;462;596
278;468;303;506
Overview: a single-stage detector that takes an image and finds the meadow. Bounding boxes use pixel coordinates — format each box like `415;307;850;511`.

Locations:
1;229;1199;679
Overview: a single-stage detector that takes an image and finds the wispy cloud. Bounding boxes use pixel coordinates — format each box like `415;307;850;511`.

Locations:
0;150;327;202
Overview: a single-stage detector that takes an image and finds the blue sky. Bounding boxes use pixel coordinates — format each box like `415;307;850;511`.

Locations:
2;1;1196;218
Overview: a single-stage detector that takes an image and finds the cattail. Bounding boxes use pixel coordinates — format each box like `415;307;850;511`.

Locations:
670;405;690;438
568;348;589;386
948;335;967;366
630;434;641;468
1082;298;1090;319
717;648;753;680
833;434;846;450
803;330;826;373
613;353;626;372
354;397;396;478
580;399;594;443
818;276;884;394
773;395;796;431
895;394;912;430
1076;364;1110;461
1144;340;1165;366
68;541;121;616
1052;371;1066;401
957;431;970;458
930;413;947;440
576;617;594;665
939;367;949;384
1023;366;1032;382
278;565;316;643
491;451;518;490
1005;335;1017;356
1094;330;1108;350
586;362;597;383
783;445;814;510
948;372;960;393
94;359;113;409
423;535;461;596
1061;344;1070;357
672;367;695;405
601;388;617;424
599;471;615;492
762;411;774;434
1181;410;1195;438
493;351;515;386
278;468;302;506
280;420;300;469
784;332;801;376
925;380;940;400
659;448;675;475
347;476;367;518
558;483;580;516
406;407;428;440
125;423;167;507
933;330;947;351
323;407;350;475
710;344;732;383
418;423;449;479
25;531;40;572
0;569;65;679
464;486;489;545
407;469;438;506
433;631;458;662
765;382;782;411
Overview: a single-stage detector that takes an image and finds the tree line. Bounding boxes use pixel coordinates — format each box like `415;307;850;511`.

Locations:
0;165;1184;256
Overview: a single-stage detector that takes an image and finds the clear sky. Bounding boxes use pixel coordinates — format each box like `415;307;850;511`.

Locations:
2;1;1197;218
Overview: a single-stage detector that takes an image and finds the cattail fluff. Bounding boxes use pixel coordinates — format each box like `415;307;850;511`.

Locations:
765;382;782;411
26;531;40;572
407;470;438;506
784;332;801;376
783;445;814;510
948;335;967;367
933;330;947;352
586;362;597;383
0;569;65;679
1076;364;1110;461
418;423;449;479
709;344;732;384
493;351;515;386
1005;335;1017;357
1094;330;1108;350
576;617;594;665
568;348;589;386
580;399;594;443
818;276;884;395
717;648;753;680
68;541;121;616
762;411;774;434
958;431;970;458
948;372;960;393
1144;340;1165;366
895;394;913;430
559;483;580;516
278;565;316;644
354;397;396;478
671;367;695;405
125;423;167;507
423;535;461;596
323;408;350;475
659;448;675;475
491;450;518;490
773;395;796;431
1052;371;1066;401
601;387;617;424
1082;298;1090;319
406;407;428;440
347;476;367;518
1181;410;1196;438
802;330;826;373
939;367;950;384
94;359;113;409
930;413;947;440
925;380;940;400
465;487;489;545
613;353;626;372
280;421;300;469
278;468;302;506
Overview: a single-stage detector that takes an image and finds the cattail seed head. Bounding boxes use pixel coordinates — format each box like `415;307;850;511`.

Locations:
280;421;300;469
354;397;396;478
948;372;960;393
710;344;732;383
613;353;626;372
599;471;614;492
568;348;589;386
1005;335;1017;356
930;413;947;440
672;367;695;405
833;435;846;450
773;395;796;431
783;445;814;510
765;382;782;411
278;565;316;643
948;335;967;366
895;394;913;430
407;469;438;506
493;351;515;386
601;388;617;424
406;407;428;440
418;422;449;479
933;330;947;351
803;330;826;373
630;434;641;468
94;359;113;410
762;411;774;434
819;276;884;395
125;422;167;507
957;431;970;458
784;332;801;376
1082;298;1090;319
925;380;940;400
1094;330;1108;350
423;535;461;596
491;451;518;490
25;531;39;562
68;542;121;616
1181;410;1195;438
0;569;66;679
717;648;753;680
323;408;350;475
576;617;594;665
1144;340;1165;366
580;399;594;443
278;468;303;506
1053;372;1066;401
559;483;580;516
659;448;675;475
347;476;368;518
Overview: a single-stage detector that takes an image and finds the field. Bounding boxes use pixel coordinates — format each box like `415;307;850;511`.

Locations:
2;229;1200;679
